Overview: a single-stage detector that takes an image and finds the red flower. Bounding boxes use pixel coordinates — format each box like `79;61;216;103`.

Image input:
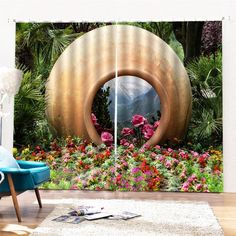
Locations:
152;166;159;174
121;127;134;136
96;153;105;160
78;145;85;152
105;150;111;157
85;165;90;170
133;152;138;157
132;114;147;127
140;160;150;172
213;165;221;174
198;155;207;168
116;174;122;183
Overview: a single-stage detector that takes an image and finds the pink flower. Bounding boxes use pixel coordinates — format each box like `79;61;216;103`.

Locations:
196;184;203;191
191;151;199;157
179;150;189;159
110;167;116;173
143;143;150;149
142;124;154;139
101;132;113;145
154;120;160;128
173;158;179;165
52;161;56;166
158;155;165;162
121;127;134;136
142;124;154;132
134;176;144;182
202;152;209;158
139;148;145;153
132;167;141;174
182;182;190;189
188;174;197;183
129;143;135;149
182;186;189;192
70;185;79;190
182;182;190;192
180;172;186;179
191;174;197;180
121;160;128;167
143;128;154;139
87;150;94;156
214;169;221;175
120;139;130;146
165;160;172;168
151;152;156;158
91;113;99;126
125;183;130;189
144;171;152;176
132;138;137;143
132;114;147;127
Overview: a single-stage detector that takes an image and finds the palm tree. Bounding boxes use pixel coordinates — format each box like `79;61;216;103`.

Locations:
187;51;222;145
16;23;81;78
14;70;51;147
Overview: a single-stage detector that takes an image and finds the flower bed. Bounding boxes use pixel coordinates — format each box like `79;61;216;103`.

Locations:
14;136;223;192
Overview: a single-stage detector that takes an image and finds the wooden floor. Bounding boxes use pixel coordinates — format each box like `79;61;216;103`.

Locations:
0;191;236;236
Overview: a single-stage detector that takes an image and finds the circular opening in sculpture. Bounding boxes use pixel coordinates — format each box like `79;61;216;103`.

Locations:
91;76;161;147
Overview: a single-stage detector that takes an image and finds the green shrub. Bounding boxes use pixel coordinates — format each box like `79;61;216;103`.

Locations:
186;51;222;147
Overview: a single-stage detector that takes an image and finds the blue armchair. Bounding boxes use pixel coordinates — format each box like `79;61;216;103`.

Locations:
0;160;50;222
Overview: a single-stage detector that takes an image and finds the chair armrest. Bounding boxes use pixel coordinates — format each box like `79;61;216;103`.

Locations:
0;167;30;174
17;160;47;169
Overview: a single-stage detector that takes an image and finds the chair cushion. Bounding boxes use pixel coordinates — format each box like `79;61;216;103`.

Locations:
29;166;50;185
17;160;46;169
0;146;20;169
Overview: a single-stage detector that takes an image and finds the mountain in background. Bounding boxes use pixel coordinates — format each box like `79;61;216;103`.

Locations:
104;76;161;123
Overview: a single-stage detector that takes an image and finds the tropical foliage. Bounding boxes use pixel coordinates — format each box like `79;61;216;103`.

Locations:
14;70;54;148
15;23;111;147
14;22;222;192
186;51;222;146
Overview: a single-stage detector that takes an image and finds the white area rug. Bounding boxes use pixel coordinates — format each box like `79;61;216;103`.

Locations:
31;199;224;236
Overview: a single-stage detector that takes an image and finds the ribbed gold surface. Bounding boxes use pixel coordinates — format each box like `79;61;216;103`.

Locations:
46;25;192;145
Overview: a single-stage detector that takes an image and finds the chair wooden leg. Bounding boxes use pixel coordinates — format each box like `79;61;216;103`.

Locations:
35;188;42;208
7;174;21;222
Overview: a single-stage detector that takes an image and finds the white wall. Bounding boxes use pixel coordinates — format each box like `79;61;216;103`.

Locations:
0;0;235;192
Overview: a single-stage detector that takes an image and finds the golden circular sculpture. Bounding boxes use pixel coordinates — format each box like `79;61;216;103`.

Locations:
46;25;192;146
